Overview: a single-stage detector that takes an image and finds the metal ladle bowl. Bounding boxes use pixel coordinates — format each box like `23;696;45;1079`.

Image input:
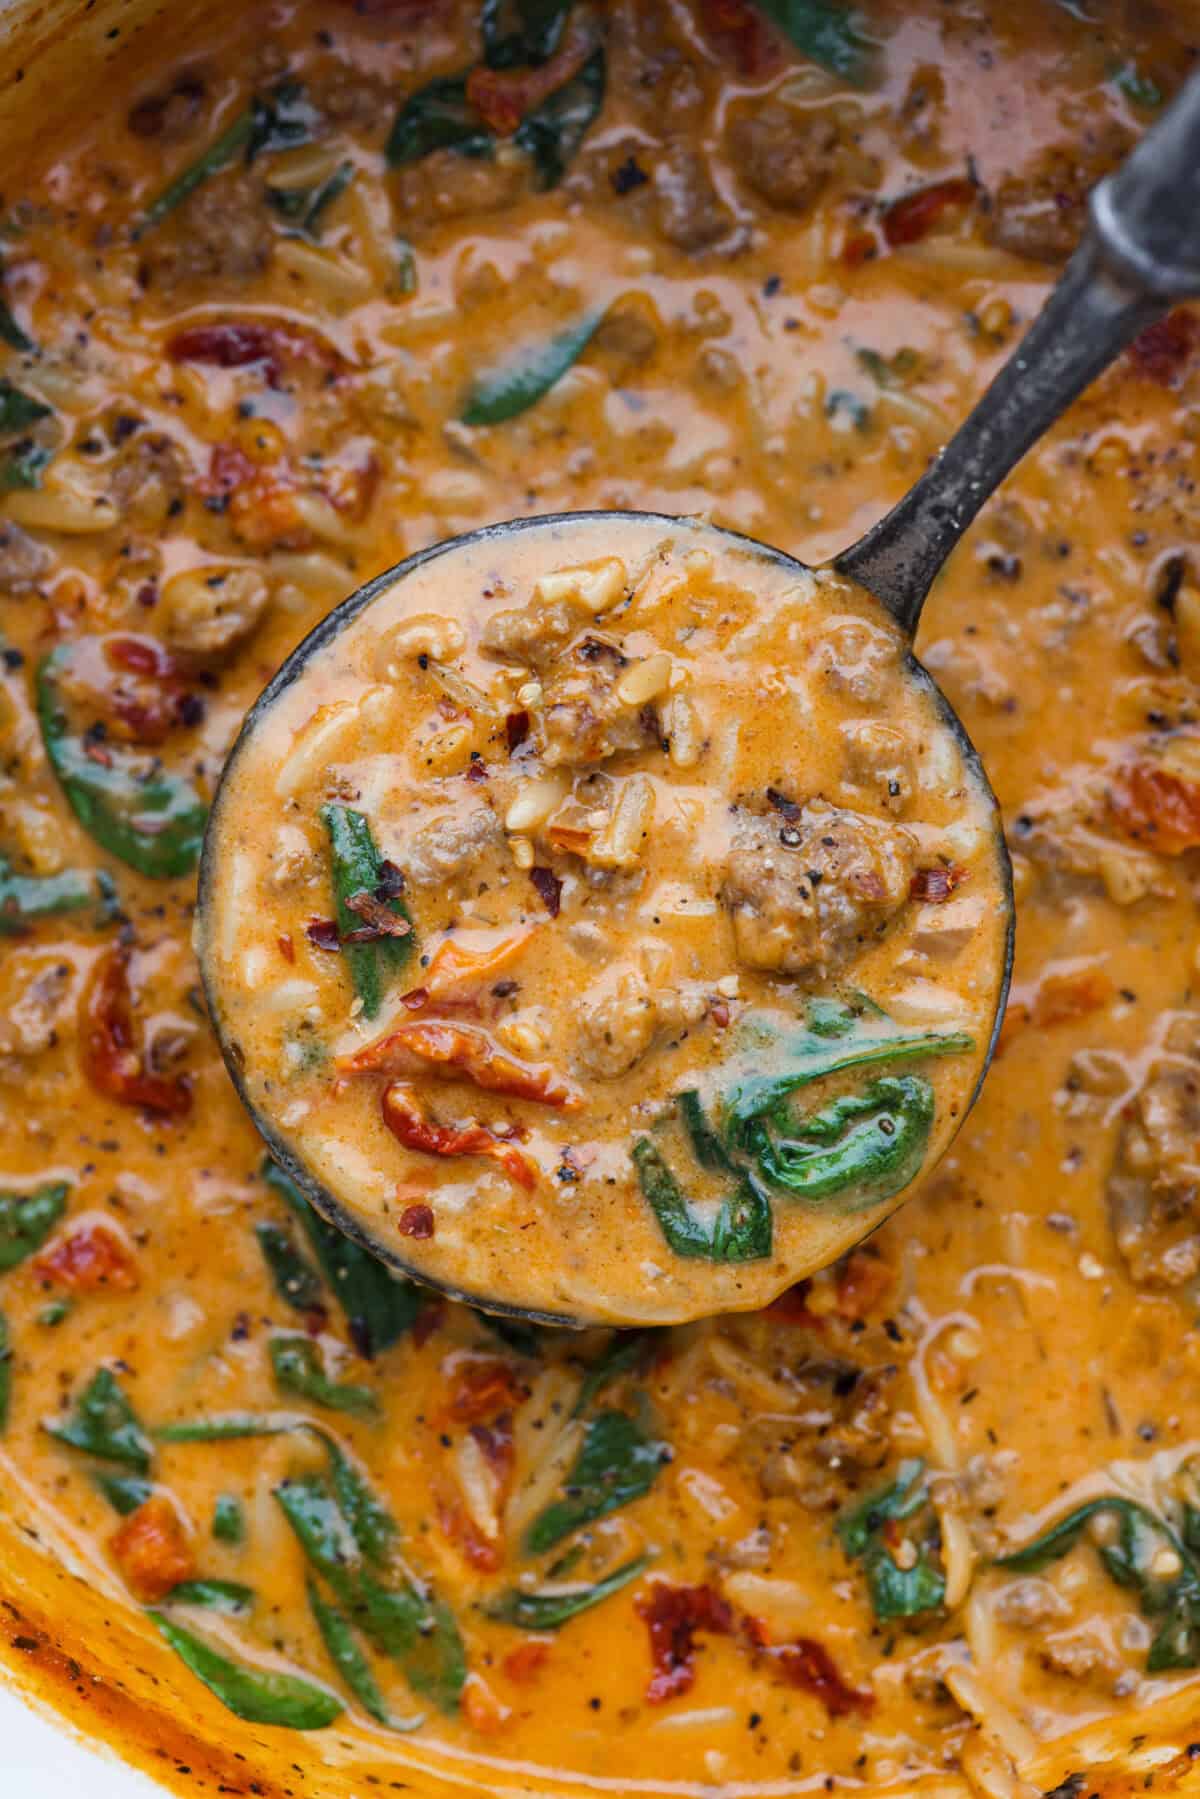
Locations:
197;68;1200;1327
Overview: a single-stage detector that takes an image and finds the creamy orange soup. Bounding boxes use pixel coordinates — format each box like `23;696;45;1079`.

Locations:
201;515;1008;1323
2;2;1200;1796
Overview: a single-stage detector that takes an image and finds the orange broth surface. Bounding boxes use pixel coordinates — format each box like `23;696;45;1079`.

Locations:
0;2;1199;1796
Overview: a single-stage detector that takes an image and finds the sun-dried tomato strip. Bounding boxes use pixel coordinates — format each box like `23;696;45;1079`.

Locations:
695;0;781;77
1110;758;1200;854
747;1624;875;1718
882;176;976;248
447;1358;529;1423
381;1082;538;1189
109;1496;195;1603
436;1493;502;1572
636;1582;734;1703
81;945;192;1117
34;1223;139;1293
167;319;345;387
465;25;594;135
407;929;535;1005
346;1018;582;1109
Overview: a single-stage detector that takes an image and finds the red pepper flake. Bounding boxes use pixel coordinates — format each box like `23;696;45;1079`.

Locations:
34;1223;139;1293
505;710;530;754
81;945;192;1117
749;1627;875;1719
529;865;562;917
398;1201;435;1239
709;998;731;1029
882;176;976;248
909;863;968;903
277;933;295;964
1126;308;1199;387
306;917;341;952
465;758;489;783
636;1582;734;1704
341;889;412;944
503;1641;550;1683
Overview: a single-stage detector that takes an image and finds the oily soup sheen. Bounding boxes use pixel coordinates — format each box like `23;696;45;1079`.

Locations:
2;1;1200;1796
203;517;1007;1324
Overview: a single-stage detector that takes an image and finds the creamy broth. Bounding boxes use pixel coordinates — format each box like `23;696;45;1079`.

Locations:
0;2;1199;1796
202;516;1008;1322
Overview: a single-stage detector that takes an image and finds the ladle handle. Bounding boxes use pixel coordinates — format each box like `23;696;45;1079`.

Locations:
835;65;1200;636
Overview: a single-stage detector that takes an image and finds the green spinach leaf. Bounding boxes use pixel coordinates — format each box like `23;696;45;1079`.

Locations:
572;1331;657;1418
167;1579;255;1616
213;1493;244;1544
837;1459;946;1620
525;1409;666;1554
277;1471;465;1714
268;159;355;238
514;46;605;189
722;1013;973;1131
386;74;495;167
753;0;875;85
632;1139;772;1262
0;256;33;352
0;857;93;933
2;441;52;489
489;1554;648;1629
0;1180;69;1271
44;1367;153;1470
307;1576;392;1725
93;1471;154;1515
481;0;572;67
747;1074;934;1207
36;648;207;879
149;1611;342;1729
247;80;321;161
269;1334;380;1418
0;379;49;434
137;109;255;236
263;1159;424;1357
256;1221;325;1314
995;1495;1200;1672
321;802;414;1019
139;80;320;236
460;310;602;425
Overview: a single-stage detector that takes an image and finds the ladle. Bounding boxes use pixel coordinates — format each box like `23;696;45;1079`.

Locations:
198;66;1200;1328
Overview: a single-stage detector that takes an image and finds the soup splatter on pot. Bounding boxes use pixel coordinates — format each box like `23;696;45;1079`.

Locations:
0;1;1199;1795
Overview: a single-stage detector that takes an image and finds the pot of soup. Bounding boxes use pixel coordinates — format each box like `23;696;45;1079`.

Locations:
2;3;1200;1796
